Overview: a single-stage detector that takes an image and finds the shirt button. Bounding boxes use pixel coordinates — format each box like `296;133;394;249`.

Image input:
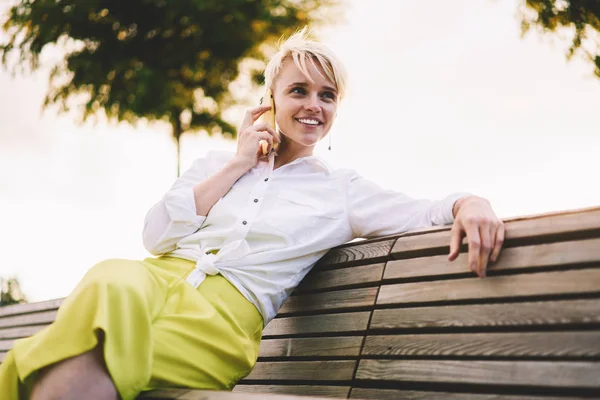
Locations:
242;221;247;225
264;178;269;182
254;199;258;203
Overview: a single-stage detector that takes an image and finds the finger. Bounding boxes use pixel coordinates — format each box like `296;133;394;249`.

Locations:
257;133;274;154
264;127;281;143
252;124;281;146
250;122;269;133
465;223;481;277
490;221;505;262
240;110;254;132
240;106;272;131
448;222;463;261
478;226;492;278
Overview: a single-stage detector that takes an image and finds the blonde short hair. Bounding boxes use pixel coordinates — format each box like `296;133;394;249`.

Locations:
264;27;347;100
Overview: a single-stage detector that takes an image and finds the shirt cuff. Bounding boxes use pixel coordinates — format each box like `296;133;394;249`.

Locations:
436;192;471;226
163;186;206;229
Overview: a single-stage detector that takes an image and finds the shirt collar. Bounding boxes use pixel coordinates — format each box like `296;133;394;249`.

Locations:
208;150;333;175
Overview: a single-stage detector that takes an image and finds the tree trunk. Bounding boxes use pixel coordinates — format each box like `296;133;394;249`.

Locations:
176;135;181;178
172;116;183;177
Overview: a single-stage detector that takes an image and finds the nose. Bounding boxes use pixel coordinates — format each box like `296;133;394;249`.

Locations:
304;94;321;113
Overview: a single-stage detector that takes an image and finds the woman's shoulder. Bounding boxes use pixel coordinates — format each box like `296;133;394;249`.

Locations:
330;167;361;181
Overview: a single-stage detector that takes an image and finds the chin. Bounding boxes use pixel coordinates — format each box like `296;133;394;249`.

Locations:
301;135;321;146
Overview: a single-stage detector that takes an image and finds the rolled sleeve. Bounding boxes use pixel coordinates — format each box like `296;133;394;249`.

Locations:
345;170;470;239
142;157;210;255
434;192;472;226
163;186;207;228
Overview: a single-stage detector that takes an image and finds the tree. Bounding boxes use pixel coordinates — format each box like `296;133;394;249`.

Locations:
520;0;600;77
0;277;27;307
0;0;343;176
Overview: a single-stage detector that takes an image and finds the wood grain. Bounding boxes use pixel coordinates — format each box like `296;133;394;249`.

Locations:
295;263;384;293
0;298;62;318
244;360;357;381
279;287;378;315
0;339;15;352
0;325;46;340
263;312;371;337
390;208;600;258
356;359;600;388
234;385;350;398
385;238;600;280
377;269;600;305
370;299;600;330
362;331;600;358
0;310;57;329
139;388;336;399
259;336;364;358
350;388;591;400
317;239;395;268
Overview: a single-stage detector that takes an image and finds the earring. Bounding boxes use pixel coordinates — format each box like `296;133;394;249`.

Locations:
328;132;332;151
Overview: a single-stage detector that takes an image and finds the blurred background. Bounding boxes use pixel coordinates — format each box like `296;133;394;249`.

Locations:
0;0;599;304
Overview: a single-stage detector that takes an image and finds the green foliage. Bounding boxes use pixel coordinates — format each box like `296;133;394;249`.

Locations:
521;0;600;77
0;277;27;307
0;0;343;175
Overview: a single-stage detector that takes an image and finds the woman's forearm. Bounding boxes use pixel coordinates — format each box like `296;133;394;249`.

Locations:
193;156;253;216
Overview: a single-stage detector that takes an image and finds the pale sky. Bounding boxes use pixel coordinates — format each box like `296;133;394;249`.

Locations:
1;0;599;302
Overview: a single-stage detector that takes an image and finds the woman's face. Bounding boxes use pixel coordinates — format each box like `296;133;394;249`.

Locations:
272;58;339;150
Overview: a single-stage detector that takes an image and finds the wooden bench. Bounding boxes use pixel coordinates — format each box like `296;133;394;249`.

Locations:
1;206;600;399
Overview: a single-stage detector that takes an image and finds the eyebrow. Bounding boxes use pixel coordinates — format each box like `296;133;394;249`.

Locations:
287;81;338;93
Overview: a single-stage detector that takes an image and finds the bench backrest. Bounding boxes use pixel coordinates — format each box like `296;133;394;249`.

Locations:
235;207;600;398
2;207;600;399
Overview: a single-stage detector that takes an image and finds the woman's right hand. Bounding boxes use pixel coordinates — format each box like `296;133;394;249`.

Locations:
235;105;280;170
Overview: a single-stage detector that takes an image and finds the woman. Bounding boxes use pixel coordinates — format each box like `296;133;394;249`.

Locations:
0;29;504;400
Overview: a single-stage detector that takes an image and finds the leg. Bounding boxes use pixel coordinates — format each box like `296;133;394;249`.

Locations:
30;335;117;400
5;258;175;400
143;274;263;392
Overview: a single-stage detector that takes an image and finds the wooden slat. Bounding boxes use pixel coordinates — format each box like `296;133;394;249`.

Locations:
385;238;600;280
350;388;591;400
391;208;600;258
370;299;600;330
244;361;356;381
0;325;46;340
0;310;57;329
279;287;378;315
259;336;364;358
140;388;335;399
363;331;600;358
356;359;600;388
234;385;350;398
0;339;15;352
263;312;370;337
0;298;62;318
295;263;384;293
377;269;600;306
317;239;395;268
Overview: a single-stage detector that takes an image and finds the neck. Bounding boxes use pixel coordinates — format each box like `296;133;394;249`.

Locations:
273;134;314;169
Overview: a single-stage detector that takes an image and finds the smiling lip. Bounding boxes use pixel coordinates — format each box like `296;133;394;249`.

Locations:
295;117;323;126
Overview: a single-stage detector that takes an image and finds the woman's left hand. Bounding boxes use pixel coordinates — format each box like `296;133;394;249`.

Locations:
448;196;504;278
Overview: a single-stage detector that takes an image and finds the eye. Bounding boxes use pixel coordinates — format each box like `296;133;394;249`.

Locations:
321;91;337;101
290;87;306;95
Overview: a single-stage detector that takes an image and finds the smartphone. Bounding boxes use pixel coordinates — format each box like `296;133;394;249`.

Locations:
258;89;278;155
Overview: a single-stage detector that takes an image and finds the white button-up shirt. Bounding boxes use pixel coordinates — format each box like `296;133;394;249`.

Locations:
142;150;467;326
